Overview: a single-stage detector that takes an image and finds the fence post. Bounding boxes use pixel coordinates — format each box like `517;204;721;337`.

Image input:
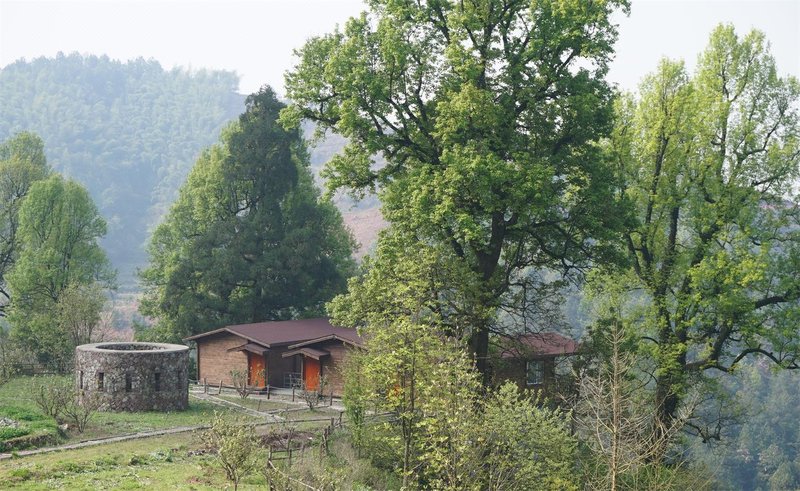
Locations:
218;380;222;395
338;411;343;427
288;447;292;466
292;387;295;402
203;378;208;393
267;385;271;400
330;388;334;406
257;399;262;412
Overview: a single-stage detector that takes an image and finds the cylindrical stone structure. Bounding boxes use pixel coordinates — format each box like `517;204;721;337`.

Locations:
74;342;189;412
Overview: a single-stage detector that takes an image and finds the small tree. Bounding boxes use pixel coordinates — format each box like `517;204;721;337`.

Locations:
300;374;328;411
342;349;370;455
481;383;578;491
230;369;254;400
64;390;101;433
201;411;260;490
32;377;72;421
576;272;706;490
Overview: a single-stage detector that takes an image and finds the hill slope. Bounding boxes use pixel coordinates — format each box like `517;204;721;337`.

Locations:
0;53;246;286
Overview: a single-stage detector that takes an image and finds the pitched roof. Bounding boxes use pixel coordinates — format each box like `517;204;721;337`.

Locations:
282;347;330;360
184;317;363;348
500;332;579;359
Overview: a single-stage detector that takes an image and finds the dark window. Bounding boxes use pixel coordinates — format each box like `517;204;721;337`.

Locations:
154;372;161;392
79;370;84;390
125;373;132;392
526;360;544;386
97;372;105;391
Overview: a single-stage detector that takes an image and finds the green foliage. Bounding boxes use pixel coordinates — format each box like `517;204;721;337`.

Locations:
481;383;578;491
6;174;114;366
3;174;113;365
139;87;355;341
55;282;107;348
609;25;800;429
336;248;577;489
0;132;50;317
342;349;370;453
201;411;260;489
694;365;800;490
285;0;632;381
0;53;245;285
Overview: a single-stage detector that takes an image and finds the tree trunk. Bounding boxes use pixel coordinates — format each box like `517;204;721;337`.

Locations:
470;326;491;387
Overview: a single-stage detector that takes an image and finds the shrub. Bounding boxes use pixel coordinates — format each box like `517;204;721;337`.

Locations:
0;426;29;440
300;375;328;411
201;411;260;490
63;390;100;433
32;378;72;422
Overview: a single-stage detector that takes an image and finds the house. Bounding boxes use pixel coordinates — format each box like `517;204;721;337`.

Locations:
493;332;579;397
184;318;362;396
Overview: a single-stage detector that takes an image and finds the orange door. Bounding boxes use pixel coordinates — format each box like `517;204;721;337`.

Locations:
304;357;320;390
248;354;266;386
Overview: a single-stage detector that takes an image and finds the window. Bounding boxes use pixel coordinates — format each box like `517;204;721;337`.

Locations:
526;360;544;386
78;370;84;390
97;372;105;391
154;372;161;392
125;373;132;392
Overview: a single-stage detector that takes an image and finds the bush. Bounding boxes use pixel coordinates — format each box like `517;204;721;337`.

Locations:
201;411;260;490
63;391;100;433
300;375;328;411
0;426;29;440
32;378;72;421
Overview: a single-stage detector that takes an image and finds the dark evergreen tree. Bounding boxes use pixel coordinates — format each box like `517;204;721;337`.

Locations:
139;87;356;342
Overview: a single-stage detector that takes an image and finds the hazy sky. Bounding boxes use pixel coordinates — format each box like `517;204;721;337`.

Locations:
1;0;798;95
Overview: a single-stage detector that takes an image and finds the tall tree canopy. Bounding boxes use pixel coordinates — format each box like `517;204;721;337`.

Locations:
0;132;50;316
283;0;630;381
139;87;356;342
7;174;115;365
609;26;800;433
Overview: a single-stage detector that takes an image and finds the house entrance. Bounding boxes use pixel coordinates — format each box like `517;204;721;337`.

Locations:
303;357;320;390
248;353;266;386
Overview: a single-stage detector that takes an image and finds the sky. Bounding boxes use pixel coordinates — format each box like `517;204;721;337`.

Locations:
1;0;798;96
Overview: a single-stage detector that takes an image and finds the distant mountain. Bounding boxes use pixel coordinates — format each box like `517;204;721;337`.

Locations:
0;53;246;287
0;53;384;290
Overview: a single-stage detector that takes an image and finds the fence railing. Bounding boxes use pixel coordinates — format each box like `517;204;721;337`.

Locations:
2;362;71;377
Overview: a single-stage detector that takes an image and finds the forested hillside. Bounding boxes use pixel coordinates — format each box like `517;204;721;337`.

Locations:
0;53;245;286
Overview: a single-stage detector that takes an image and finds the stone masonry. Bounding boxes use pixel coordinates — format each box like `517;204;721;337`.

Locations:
74;342;189;412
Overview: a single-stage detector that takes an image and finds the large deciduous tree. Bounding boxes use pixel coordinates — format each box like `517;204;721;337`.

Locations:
283;0;630;382
7;174;115;365
0;132;50;316
610;26;800;435
139;87;356;342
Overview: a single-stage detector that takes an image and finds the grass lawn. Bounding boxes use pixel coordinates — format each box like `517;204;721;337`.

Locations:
215;395;296;412
0;376;257;451
0;425;400;489
0;432;250;490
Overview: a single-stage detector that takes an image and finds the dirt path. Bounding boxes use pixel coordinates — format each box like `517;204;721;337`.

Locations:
0;425;206;461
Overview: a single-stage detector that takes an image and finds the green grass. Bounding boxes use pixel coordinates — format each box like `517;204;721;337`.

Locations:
215;395;295;412
0;376;258;451
0;428;400;489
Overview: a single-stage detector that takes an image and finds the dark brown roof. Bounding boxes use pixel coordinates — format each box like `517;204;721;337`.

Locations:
500;332;579;359
227;343;268;355
282;347;330;360
184;318;363;348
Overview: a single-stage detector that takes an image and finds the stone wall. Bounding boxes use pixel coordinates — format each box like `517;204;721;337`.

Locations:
75;342;189;412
